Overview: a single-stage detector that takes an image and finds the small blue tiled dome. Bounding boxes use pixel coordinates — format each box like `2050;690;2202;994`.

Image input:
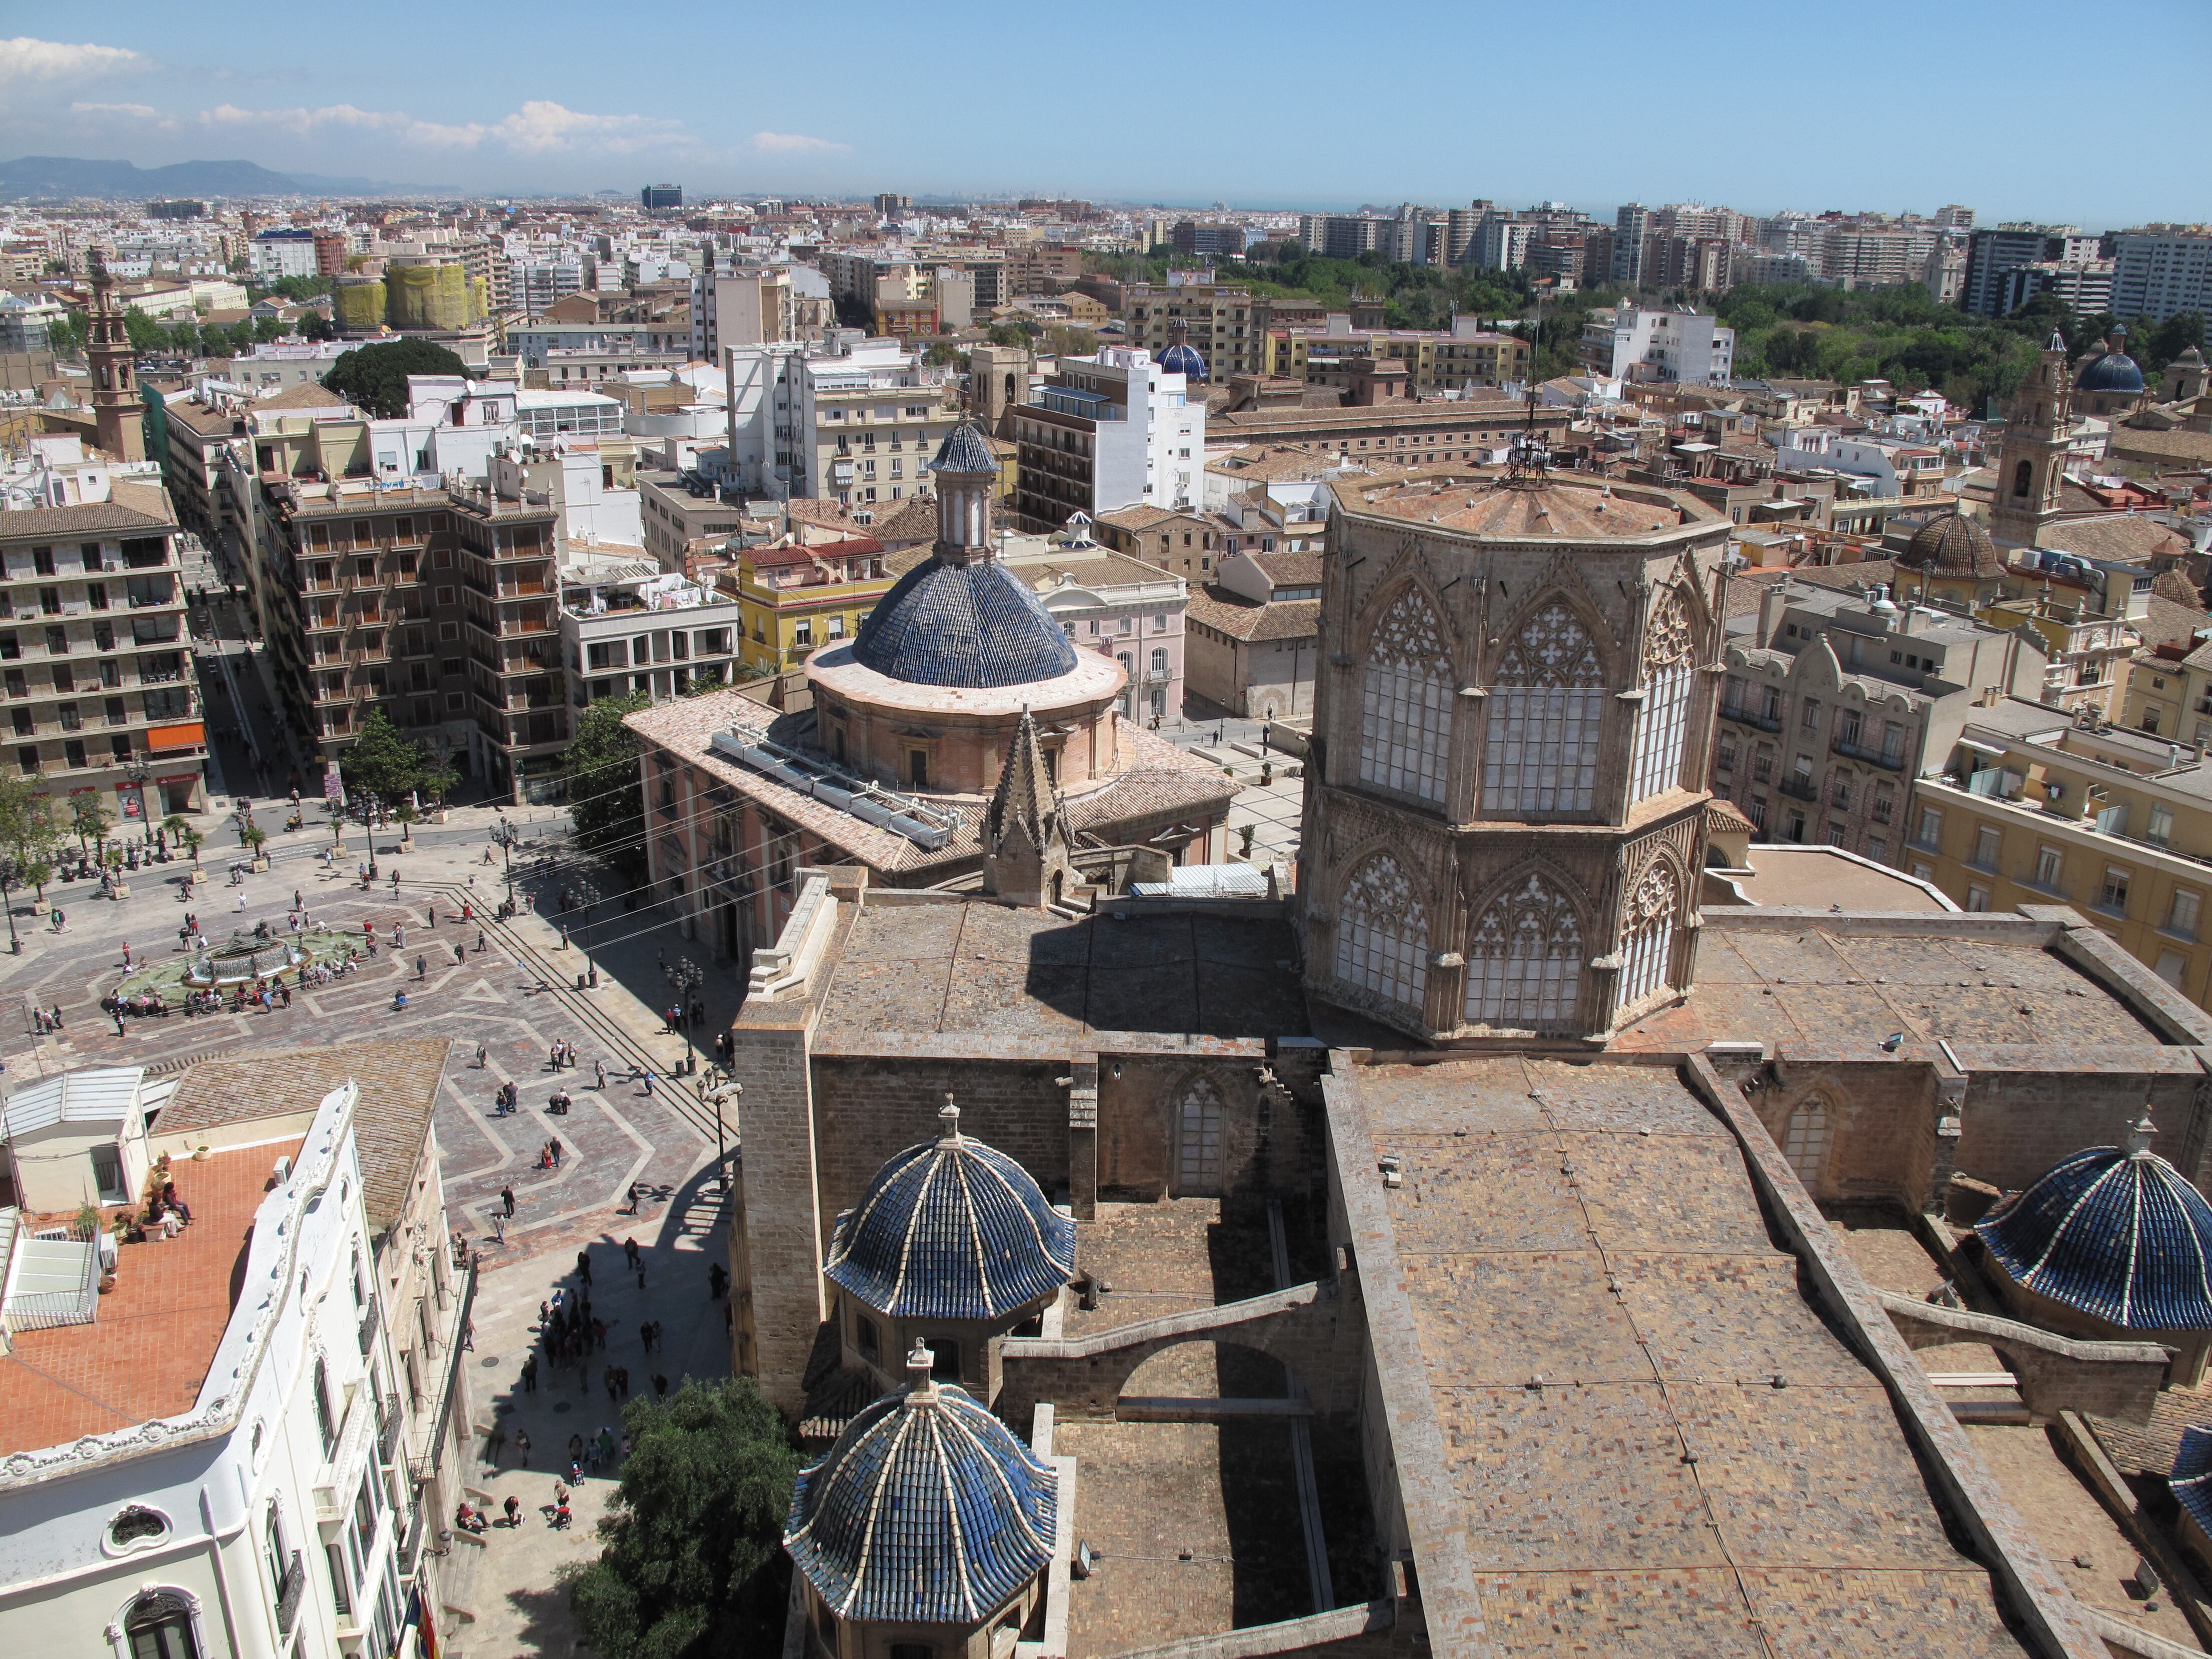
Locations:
1158;341;1207;381
2174;1426;2212;1535
1975;1120;2212;1331
2077;328;2147;395
852;556;1079;688
825;1100;1075;1321
929;422;1000;476
787;1348;1057;1623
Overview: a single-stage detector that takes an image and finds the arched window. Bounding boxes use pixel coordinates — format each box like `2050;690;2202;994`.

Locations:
1629;589;1694;805
1782;1099;1831;1189
1619;859;1682;1008
125;1590;199;1659
1465;873;1584;1032
1334;853;1429;1015
1484;601;1604;814
1358;588;1452;803
1177;1078;1225;1195
2012;459;2033;497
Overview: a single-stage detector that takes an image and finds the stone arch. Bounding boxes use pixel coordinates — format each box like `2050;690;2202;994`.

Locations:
1463;863;1588;1034
1333;849;1430;1018
1618;850;1687;1009
1355;580;1454;804
1482;592;1609;816
1780;1094;1835;1192
1173;1072;1227;1197
2012;459;2033;498
1629;584;1697;806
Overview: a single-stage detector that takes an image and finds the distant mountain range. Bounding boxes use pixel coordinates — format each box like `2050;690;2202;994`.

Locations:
0;156;457;200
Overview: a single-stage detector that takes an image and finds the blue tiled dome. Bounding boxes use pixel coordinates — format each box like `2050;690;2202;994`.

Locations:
2077;329;2147;395
825;1101;1075;1321
930;422;1000;476
1975;1123;2212;1330
2173;1426;2212;1536
1158;341;1207;381
852;556;1079;688
787;1352;1057;1623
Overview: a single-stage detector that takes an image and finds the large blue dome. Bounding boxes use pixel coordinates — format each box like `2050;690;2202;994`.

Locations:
786;1357;1057;1623
852;556;1078;688
1975;1126;2212;1330
1158;341;1207;381
2077;342;2147;395
824;1101;1075;1320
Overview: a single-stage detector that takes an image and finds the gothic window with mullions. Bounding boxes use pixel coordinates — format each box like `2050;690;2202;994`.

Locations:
1464;873;1584;1033
1619;857;1682;1008
1629;588;1695;806
1334;852;1430;1015
1483;601;1604;814
1358;588;1453;804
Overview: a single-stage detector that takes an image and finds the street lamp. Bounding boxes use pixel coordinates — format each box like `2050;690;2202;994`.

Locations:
664;955;702;1074
0;858;21;955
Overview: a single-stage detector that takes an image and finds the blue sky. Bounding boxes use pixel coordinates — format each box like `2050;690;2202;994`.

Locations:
2;1;2205;225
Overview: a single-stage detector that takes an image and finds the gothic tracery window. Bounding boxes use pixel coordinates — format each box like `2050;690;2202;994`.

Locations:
1629;589;1694;806
1177;1077;1225;1194
1483;601;1604;815
1464;873;1584;1033
1782;1098;1832;1189
1358;587;1453;804
1334;853;1429;1015
1619;857;1682;1008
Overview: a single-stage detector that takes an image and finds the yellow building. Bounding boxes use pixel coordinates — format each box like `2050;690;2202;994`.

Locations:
2124;636;2212;747
1260;323;1528;394
1907;697;2212;1006
731;536;894;679
1975;595;2141;719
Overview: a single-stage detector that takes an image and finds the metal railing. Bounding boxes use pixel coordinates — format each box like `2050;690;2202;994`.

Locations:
1831;737;1905;771
379;1393;404;1466
274;1551;305;1635
1776;775;1818;802
1719;705;1782;732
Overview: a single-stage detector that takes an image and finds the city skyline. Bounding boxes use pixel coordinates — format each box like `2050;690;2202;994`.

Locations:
1;0;2206;223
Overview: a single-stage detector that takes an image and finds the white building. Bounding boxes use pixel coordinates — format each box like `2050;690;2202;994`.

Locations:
489;439;642;550
0;1058;473;1659
1771;427;1947;497
2111;228;2212;343
1010;347;1204;526
248;230;319;281
561;558;746;707
1604;306;1736;385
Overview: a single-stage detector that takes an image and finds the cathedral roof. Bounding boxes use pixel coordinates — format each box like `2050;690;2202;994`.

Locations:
986;708;1061;853
1899;509;2004;579
1974;1120;2212;1331
823;1099;1076;1321
2173;1426;2212;1540
852;556;1080;688
786;1347;1058;1624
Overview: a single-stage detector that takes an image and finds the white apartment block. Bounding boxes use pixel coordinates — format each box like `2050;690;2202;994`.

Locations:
1605;307;1735;385
1011;347;1204;527
2111;228;2212;343
247;230;318;280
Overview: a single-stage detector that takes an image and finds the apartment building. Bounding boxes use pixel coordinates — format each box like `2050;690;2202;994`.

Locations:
691;265;799;362
1002;541;1189;724
260;477;568;802
1010;347;1203;528
561;561;744;710
2124;634;2212;749
506;320;691;369
1005;242;1085;295
2111;227;2212;340
1124;283;1264;381
1712;579;2045;862
1961;225;2098;317
730;535;891;680
1260;316;1529;394
638;471;747;571
0;492;206;819
787;338;961;507
1593;307;1735;384
1908;698;2212;1005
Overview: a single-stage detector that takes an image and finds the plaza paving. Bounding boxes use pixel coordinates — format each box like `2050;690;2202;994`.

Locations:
0;791;747;1658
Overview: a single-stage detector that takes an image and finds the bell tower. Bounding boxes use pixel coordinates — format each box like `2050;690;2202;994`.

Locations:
84;252;145;462
1989;330;2072;549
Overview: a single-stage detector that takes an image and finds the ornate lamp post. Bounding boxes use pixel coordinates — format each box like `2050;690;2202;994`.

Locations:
664;955;702;1074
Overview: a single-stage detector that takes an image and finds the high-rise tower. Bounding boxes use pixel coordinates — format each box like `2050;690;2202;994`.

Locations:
1988;331;2073;548
84;253;145;462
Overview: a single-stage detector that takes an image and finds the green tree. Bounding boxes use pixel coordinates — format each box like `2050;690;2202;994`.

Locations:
339;710;433;804
301;313;338;343
123;308;165;353
322;339;468;418
70;795;113;859
0;773;62;904
251;315;285;344
249;274;334;305
45;311;84;358
564;1378;798;1659
568;690;650;876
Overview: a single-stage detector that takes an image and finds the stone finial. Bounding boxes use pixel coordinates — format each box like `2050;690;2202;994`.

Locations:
904;1342;938;1405
939;1094;962;1141
2126;1113;2158;1157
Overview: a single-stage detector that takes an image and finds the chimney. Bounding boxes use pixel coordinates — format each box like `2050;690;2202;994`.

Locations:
1756;580;1786;649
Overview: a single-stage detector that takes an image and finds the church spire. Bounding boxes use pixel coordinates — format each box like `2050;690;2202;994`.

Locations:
84;251;144;462
983;707;1072;908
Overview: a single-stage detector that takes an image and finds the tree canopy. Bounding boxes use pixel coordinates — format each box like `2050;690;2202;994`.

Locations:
565;1377;798;1659
0;771;62;893
569;690;651;878
337;709;457;804
322;338;468;418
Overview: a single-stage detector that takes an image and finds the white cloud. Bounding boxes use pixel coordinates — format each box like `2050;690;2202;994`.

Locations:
752;131;850;155
72;100;161;119
0;36;149;87
198;98;685;155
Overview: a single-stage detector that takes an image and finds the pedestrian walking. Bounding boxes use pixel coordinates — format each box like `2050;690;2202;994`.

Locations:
594;1058;606;1091
617;1366;630;1398
416;954;426;980
520;1353;537;1393
603;1367;619;1405
549;1134;563;1168
576;1248;592;1285
515;1427;531;1465
234;891;246;912
642;1069;655;1097
490;1210;506;1244
477;929;486;953
294;889;302;910
502;1185;515;1218
121;940;130;967
502;1496;521;1529
476;1041;488;1069
623;1236;640;1270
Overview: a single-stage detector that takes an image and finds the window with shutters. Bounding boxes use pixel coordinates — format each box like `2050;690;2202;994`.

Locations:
1333;853;1429;1014
1464;873;1584;1032
1619;859;1681;1008
1629;589;1693;804
1357;588;1452;803
1484;602;1604;814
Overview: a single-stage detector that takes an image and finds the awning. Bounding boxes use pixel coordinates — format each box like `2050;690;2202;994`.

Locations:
146;722;205;753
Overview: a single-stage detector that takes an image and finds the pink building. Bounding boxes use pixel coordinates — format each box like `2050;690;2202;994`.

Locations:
1006;540;1190;726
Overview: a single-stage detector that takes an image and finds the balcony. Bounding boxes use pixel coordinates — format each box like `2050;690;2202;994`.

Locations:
274;1551;305;1636
378;1392;404;1466
1831;737;1905;771
1719;704;1782;732
1777;775;1818;802
357;1290;380;1357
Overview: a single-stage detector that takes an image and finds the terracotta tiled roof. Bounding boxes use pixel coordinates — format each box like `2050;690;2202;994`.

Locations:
2038;515;2191;564
164;1039;450;1236
1251;549;1324;587
2141;594;2209;650
1705;798;1757;834
1186;586;1320;643
0;1136;304;1457
1092;504;1180;532
2110;428;2212;467
0;494;175;538
258;380;350;412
